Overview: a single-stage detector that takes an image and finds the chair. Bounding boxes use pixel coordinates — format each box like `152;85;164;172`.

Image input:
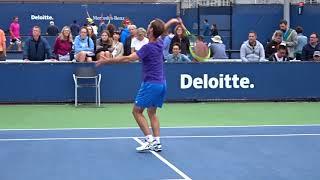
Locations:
73;67;101;107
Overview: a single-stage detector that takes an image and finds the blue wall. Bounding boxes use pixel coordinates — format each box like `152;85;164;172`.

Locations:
0;3;177;35
0;62;320;103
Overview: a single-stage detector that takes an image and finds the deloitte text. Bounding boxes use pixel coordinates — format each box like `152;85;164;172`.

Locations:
31;15;54;21
180;74;255;89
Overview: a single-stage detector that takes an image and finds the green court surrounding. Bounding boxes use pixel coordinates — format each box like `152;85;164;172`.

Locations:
1;102;320;129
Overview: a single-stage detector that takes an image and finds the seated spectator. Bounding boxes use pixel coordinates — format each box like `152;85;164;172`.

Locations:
46;21;59;36
169;24;190;55
279;20;298;60
74;27;94;62
313;51;320;61
192;35;210;61
124;24;137;56
23;26;53;61
301;32;320;61
268;42;289;62
209;35;228;59
131;27;149;53
111;31;124;57
87;25;97;52
240;31;265;62
0;28;6;61
166;43;191;63
265;30;282;58
96;30;113;60
294;26;307;60
53;26;73;61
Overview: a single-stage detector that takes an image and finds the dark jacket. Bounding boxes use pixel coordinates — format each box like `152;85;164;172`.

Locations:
123;36;133;56
265;40;280;58
169;35;190;55
268;53;289;62
23;36;53;61
301;43;320;61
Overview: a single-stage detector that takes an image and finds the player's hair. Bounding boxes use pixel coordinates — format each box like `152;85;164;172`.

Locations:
150;19;165;39
172;42;181;50
279;20;288;25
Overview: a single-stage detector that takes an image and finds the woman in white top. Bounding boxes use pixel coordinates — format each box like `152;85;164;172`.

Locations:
131;27;149;53
111;31;124;57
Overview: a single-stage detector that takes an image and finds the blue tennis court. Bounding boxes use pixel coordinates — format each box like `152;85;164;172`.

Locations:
1;125;320;180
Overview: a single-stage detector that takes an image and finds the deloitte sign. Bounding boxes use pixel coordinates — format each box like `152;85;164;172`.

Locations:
31;15;54;21
180;74;255;89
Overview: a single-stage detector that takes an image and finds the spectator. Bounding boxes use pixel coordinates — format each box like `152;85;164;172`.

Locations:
209;35;228;59
240;31;265;62
74;27;94;62
192;35;210;61
169;24;190;55
87;18;98;35
87;25;97;52
8;16;22;51
111;31;124;57
70;20;80;37
210;24;218;36
123;24;137;56
265;30;283;58
0;27;6;61
203;19;210;36
53;26;73;61
279;20;297;59
120;18;131;44
98;18;107;35
23;26;53;61
313;51;320;61
46;21;59;36
294;26;308;60
268;42;289;62
96;30;113;60
131;27;149;53
301;32;320;61
107;23;116;37
163;30;174;60
166;42;191;63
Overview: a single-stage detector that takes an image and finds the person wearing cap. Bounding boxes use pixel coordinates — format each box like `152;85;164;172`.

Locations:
268;42;289;62
313;51;320;61
265;30;283;59
131;27;149;53
46;21;59;36
301;32;320;61
240;31;265;62
120;18;132;44
209;35;228;59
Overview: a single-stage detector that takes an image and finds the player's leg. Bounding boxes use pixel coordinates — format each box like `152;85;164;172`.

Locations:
133;105;155;152
147;107;162;152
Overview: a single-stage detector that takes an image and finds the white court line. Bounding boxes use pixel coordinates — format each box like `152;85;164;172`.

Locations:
1;124;320;131
133;137;192;180
0;133;320;142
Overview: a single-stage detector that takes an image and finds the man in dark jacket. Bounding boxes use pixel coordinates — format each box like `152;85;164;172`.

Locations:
23;26;54;61
301;32;320;61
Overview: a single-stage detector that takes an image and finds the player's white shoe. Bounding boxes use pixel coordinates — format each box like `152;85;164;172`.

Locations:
136;141;153;152
136;141;162;152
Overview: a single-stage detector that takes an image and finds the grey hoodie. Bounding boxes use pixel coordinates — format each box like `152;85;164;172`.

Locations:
240;40;265;62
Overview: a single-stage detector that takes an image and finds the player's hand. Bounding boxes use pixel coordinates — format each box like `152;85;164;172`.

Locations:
96;55;112;67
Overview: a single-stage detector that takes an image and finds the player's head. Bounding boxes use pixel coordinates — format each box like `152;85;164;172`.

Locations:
279;20;288;31
147;19;165;39
172;43;181;56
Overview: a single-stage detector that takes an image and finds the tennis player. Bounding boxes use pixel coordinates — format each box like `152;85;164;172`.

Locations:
96;18;180;152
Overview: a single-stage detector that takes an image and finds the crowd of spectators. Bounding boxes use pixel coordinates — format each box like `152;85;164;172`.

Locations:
0;16;319;62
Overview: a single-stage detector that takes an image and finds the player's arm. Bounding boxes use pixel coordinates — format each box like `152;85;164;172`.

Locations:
164;18;180;31
96;52;139;66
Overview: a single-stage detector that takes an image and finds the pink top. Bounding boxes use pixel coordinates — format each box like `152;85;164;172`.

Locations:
10;22;20;39
53;37;72;56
